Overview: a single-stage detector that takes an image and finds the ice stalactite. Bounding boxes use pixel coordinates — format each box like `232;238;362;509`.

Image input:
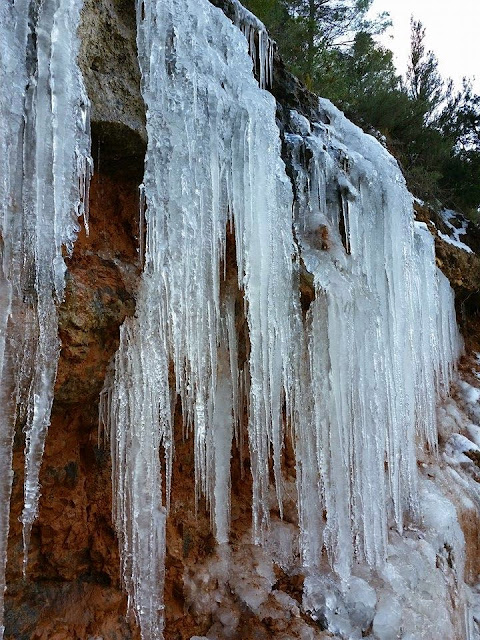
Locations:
231;0;275;89
103;1;462;638
0;0;91;630
286;104;461;578
101;0;295;635
18;0;92;572
0;4;25;633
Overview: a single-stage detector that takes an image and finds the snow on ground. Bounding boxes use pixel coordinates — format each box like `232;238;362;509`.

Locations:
437;209;474;253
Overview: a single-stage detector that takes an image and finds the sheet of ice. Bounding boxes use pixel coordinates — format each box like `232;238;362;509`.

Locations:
0;0;91;631
303;576;361;639
444;433;480;464
300;385;480;639
372;594;402;640
466;424;480;448
459;380;480;405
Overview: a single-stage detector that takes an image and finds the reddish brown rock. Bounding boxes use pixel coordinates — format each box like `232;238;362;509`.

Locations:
5;172;141;640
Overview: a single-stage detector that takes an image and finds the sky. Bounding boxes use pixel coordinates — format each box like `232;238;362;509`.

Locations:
368;0;479;93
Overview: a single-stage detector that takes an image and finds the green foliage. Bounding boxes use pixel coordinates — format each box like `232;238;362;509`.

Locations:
242;0;480;212
406;19;449;118
438;80;480;152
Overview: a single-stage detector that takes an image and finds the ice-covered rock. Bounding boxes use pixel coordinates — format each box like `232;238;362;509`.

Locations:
343;576;377;631
372;594;402;640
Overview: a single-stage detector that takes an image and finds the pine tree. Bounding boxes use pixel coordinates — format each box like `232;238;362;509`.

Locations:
406;18;450;123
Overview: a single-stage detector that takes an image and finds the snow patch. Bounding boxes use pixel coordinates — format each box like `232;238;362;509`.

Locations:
437;209;474;253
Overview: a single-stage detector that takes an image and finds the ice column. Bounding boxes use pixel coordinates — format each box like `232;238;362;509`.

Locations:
103;0;295;636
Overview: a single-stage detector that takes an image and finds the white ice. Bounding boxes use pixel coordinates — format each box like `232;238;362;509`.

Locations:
102;0;294;636
104;2;463;639
437;209;474;253
287;101;461;577
0;0;91;634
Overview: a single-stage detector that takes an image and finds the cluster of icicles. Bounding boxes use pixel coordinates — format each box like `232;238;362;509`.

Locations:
101;0;460;637
0;0;91;636
0;0;461;638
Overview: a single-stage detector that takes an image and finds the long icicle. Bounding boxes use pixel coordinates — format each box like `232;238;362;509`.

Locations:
0;0;92;610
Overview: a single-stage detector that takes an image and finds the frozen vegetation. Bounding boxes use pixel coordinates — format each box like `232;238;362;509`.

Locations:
0;0;91;636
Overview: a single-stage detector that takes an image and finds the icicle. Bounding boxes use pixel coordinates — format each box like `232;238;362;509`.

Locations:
209;343;234;544
0;1;26;629
18;0;92;574
231;0;275;89
135;0;295;539
286;103;461;576
107;319;167;639
103;0;294;636
0;0;92;602
138;183;146;267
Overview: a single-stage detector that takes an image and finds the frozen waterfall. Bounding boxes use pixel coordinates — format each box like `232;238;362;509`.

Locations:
102;0;295;634
0;0;468;637
0;0;91;635
286;106;461;578
99;0;461;638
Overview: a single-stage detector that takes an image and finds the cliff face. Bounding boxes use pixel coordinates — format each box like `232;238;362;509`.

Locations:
3;2;480;639
6;172;141;639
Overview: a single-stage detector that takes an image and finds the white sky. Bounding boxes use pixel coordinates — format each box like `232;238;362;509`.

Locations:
368;0;479;93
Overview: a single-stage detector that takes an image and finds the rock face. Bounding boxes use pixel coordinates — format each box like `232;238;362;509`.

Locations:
78;0;146;180
5;171;141;639
4;1;480;639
